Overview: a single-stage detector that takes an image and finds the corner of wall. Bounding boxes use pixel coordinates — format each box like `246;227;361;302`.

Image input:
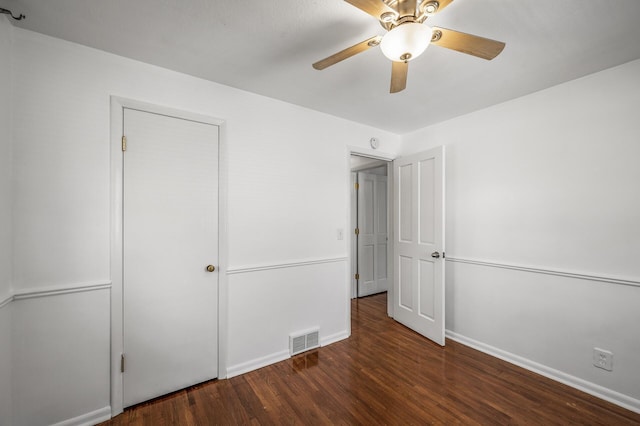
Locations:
0;304;11;426
0;0;14;299
0;14;14;426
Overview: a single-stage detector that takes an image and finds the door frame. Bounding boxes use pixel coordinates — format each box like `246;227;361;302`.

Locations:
347;146;395;319
109;97;228;416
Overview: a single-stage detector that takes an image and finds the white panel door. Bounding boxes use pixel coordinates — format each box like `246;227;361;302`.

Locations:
393;147;445;345
357;172;389;297
123;108;219;407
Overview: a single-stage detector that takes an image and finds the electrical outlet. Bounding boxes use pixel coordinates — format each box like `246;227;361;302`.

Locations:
593;348;613;371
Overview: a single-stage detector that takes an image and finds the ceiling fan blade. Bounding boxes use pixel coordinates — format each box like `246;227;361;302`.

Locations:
345;0;398;21
431;27;505;60
390;61;408;93
313;36;382;70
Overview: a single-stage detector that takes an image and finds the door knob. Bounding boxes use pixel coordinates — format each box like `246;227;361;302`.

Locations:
206;265;216;272
431;252;440;259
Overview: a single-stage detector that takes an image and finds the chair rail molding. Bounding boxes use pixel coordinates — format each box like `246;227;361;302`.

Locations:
445;256;640;288
0;280;112;308
226;256;348;275
0;294;13;309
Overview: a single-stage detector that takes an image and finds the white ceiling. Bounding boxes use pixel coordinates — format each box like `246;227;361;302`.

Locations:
4;0;640;134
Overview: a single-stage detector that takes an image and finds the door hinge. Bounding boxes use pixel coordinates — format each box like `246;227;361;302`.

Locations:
355;182;359;190
355;273;360;280
121;136;127;152
121;354;125;373
355;228;360;235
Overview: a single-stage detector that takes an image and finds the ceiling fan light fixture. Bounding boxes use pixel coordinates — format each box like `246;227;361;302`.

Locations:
380;23;432;62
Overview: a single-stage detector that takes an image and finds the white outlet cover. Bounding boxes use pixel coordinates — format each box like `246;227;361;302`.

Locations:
593;348;613;371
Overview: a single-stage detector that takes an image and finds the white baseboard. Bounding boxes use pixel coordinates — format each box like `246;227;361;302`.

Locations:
226;350;290;378
225;330;350;379
321;330;350;347
50;406;112;426
446;330;640;414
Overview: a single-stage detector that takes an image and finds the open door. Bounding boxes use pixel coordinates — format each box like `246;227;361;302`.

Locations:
393;146;445;345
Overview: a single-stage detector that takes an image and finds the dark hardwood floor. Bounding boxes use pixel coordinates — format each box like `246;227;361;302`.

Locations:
102;293;640;425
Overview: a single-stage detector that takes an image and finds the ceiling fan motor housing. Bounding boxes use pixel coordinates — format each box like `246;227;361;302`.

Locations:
381;0;439;28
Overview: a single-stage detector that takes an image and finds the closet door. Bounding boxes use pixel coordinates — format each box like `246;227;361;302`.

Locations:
122;108;219;407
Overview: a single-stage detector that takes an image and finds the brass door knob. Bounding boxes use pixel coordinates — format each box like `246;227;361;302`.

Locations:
206;265;216;272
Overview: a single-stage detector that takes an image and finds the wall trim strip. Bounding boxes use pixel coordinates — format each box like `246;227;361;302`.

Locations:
226;349;291;379
50;405;112;426
226;256;348;275
0;294;13;309
446;330;640;414
225;330;350;379
320;330;350;348
11;281;112;302
446;257;640;288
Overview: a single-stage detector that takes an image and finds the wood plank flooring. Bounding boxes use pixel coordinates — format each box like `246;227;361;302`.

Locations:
102;293;640;425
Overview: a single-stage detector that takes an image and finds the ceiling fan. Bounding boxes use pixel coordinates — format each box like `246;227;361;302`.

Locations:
312;0;506;93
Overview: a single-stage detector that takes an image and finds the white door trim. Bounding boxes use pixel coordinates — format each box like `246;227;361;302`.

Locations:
347;147;396;318
349;145;396;162
109;96;228;416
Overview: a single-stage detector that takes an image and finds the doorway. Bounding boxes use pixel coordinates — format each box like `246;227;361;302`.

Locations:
347;146;446;347
350;155;392;302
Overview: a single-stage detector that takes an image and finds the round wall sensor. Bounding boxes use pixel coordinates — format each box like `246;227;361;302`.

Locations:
370;137;379;149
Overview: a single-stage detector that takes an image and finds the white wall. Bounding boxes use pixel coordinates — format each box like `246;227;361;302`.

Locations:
8;27;400;425
0;16;12;300
400;59;640;409
0;15;14;426
227;261;348;376
0;305;10;426
12;291;110;425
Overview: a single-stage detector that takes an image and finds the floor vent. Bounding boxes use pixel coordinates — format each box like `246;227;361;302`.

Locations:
289;329;320;356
